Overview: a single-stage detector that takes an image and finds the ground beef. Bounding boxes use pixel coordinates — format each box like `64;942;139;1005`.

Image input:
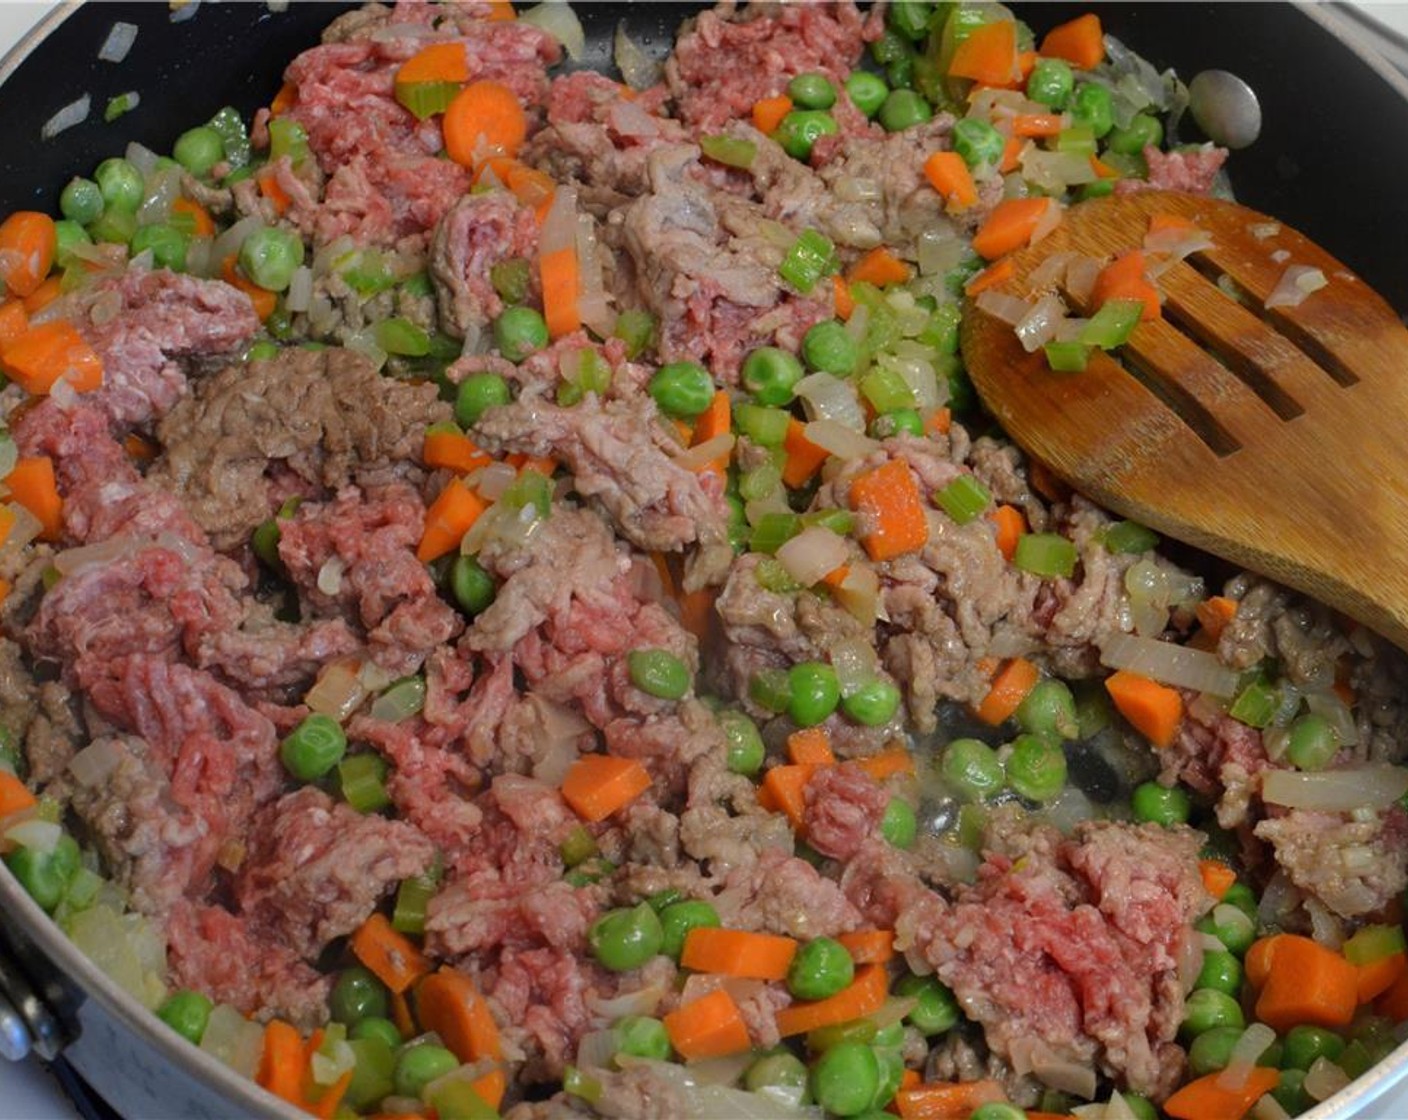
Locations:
431;192;542;338
803;763;889;860
1255;806;1408;919
150;347;450;549
1116;144;1229;195
712;848;864;939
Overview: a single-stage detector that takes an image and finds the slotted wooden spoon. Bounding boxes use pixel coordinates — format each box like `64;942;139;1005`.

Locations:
960;189;1408;649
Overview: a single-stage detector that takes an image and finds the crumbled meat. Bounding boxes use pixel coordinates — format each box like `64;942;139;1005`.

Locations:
1255;806;1408;919
431;192;542;338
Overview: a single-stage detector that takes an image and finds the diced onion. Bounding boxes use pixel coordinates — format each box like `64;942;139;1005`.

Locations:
1261;765;1408;812
1100;632;1239;697
5;818;62;854
305;658;368;722
585;980;667;1022
834;563;883;626
313;235;357;278
1265;264;1327;309
170;0;201;24
1030;197;1064;246
199;1004;265;1077
0;505;45;560
1144;225;1215;262
1066;256;1102;305
829;636;879;698
575;213;614;337
1249;223;1281;241
777;526;849;588
285;265;313;313
344;328;388;372
540;186;579;259
470;462;518;502
795;373;866;431
804;419;877;461
1250;1093;1292;1120
575;1028;617;1071
1030;1053;1098;1100
42;95;91;141
916;224;965;277
1303;1057;1351;1102
69;739;127;788
310;1039;355;1086
53;535;140;577
878;343;945;412
1015;293;1068;353
1020;148;1096;194
673;432;734;472
520;2;586;60
1218;1022;1277;1091
614;21;662;91
98;21;139;63
525;695;593;786
1031;251;1076;289
975;290;1031;327
612;1057;825;1119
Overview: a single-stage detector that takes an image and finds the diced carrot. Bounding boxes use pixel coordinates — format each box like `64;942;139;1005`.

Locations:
270;81;297;117
443;80;528;166
964;258;1016;297
893;1079;1006;1120
999;135;1025;174
681;926;798;980
1244;935;1284;990
1198;859;1236;902
1012;113;1065;138
925;407;952;437
1;320;104;396
416;478;487;562
972;197;1060;260
485;0;515;19
22;276;61;314
832;274;855;320
0;302;27;349
1376;959;1408;1021
351;913;432;995
782;418;830;489
470;1067;507;1112
1163;1068;1280;1120
691;389;732;474
503;161;556;213
256;1020;306;1107
0;211;56;298
540;246;581;340
1332;678;1357;707
848;247;913;288
390;988;415;1040
987;503;1024;560
220;254;277;321
947;19;1019;87
787;727;835;766
5;456;62;541
1254;933;1359;1032
663;988;752;1061
1195;595;1238;641
0;770;38;817
757;763;817;830
309;1071;354;1120
422;427;493;474
257;169;292;217
922;151;978;211
561;754;652;822
973;657;1039;726
752;94;793;135
855;747;915;782
898;1069;922;1095
396;41;470;86
1105;670;1183;748
1358;952;1406;1004
415;967;503;1063
849;458;929;562
678;585;718;647
1089;153;1121;179
775;963;890;1037
820;563;850;589
1039;12;1106;70
514;455;557;478
1149;211;1200;237
836;929;895;965
1091;250;1161;321
172;197;217;239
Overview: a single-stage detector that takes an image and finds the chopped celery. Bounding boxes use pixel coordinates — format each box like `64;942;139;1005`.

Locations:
104;92;138;123
374;317;431;357
860;367;917;414
802;508;855;536
1103;519;1159;554
502;471;552;518
699;134;758;169
1228;679;1279;729
778;229;836;294
338;753;391;814
739;461;783;503
1013;532;1078;579
391;874;437;936
341;250;395;296
1043;340;1090;372
207;105;251;169
754;556;802;594
1055;125;1096;156
915;301;963;354
935;474;992;525
1078;299;1144;350
1344;924;1407;965
734;403;791;447
268;117;310;166
749;511;802;555
395;80;462;121
401;270;434;300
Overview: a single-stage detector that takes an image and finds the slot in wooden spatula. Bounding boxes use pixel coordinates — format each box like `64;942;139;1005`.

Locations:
960;189;1408;648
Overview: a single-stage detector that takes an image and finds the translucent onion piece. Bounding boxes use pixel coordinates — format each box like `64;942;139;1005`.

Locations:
917;224;965;277
5;818;62;854
1030;198;1064;246
1066;256;1102;305
1303;1057;1351;1102
285;265;314;313
777;526;849;588
804;418;877;460
830;636;879;699
540;185;579;258
52;535;138;577
672;432;734;472
614;21;662;90
1100;632;1239;696
1143;225;1215;261
1218;1022;1277;1091
137;168;181;227
576;213;614;338
317;556;346;596
98;21;139;62
1261;765;1408;812
612;1057;825;1119
471;462;517;502
305;658;368;722
198;1004;265;1077
1265;264;1327;309
975;290;1031;327
1020;149;1096;194
313;234;357;278
344;328;388;372
42;95;91;141
520;2;586;60
796;373;866;430
834;562;883;626
575;1028;617;1071
1015;293;1068;353
69;738;126;788
310;1039;356;1086
1249;222;1281;241
1030;251;1076;290
585;980;667;1023
1250;1093;1292;1120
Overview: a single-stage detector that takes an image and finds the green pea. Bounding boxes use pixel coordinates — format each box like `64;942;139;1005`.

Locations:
156;989;213;1045
238;225;304;292
888;0;933;41
747;1050;810;1103
1196;905;1256;956
343;1036;396;1112
878;89;932;133
880;798;917;850
1131;780;1192;826
5;835;80;913
648;360;714;419
1107;112;1164;156
845;71;889;119
788;73;837;111
1282;1024;1345;1071
1118;1094;1158;1120
1180;988;1244;1039
1273;1069;1311;1117
94;157;143;213
455;372;512;428
60;177;104;225
350;1016;402;1049
614;1015;671;1061
172;125;226;177
330;966;389;1026
940;738;1004;801
811;1041;880;1117
1014;679;1078;740
394;1043;459;1100
951;117;1005;170
280;713;347;781
1026;58;1074;110
788;661;840;727
774;110;839;160
750;667;793;713
1286;712;1339;771
842;680;901;728
659;899;721;960
720;709;765;776
870;1046;905;1111
1072;82;1114;138
589;902;664;971
1006;733;1067;803
51;220;92;269
647;888;684;912
627;648;691;701
613;308;657;360
885;55;914;92
448;554;496;617
1195;949;1243;997
872;1020;904;1049
1187;1025;1243;1077
1078;178;1116;201
130;223;189;272
788;937;855;1001
969;1105;1026;1120
801;319;859;376
742;346;805;406
493;305;549;363
895;974;958;1035
869;410;925;439
1221;881;1259;920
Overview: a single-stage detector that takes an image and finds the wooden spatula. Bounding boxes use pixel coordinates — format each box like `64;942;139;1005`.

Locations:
959;189;1408;649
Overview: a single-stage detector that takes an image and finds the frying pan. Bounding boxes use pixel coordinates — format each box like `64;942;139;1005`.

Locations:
1;3;1407;1117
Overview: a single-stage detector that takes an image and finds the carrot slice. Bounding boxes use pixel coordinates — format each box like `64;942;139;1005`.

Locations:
1254;933;1359;1032
781;417;830;489
256;1020;306;1107
256;169;292;217
893;1079;1006;1119
470;1067;507;1112
847;247;912;288
270;81;297;117
1091;250;1161;320
854;747;915;782
1089;153;1121;180
172;197;216;239
1376;960;1408;1021
964;258;1016;297
220;254;277;321
832;274;855;320
0;301;27;349
485;0;516;20
1195;595;1238;640
1163;1068;1280;1120
22;277;61;315
443;80;528;166
1012;112;1065;138
1244;935;1284;990
1039;12;1106;70
999;134;1025;174
5;456;62;541
422;427;493;474
757;763;816;830
540;246;581;341
836;929;895;965
390;988;416;1040
947;20;1019;87
752;94;793;135
775;963;889;1037
663;988;751;1061
0;770;38;817
415;968;503;1063
561;754;652;822
1358;952;1406;1004
0;211;56;298
1198;859;1236;902
691;389;732;475
351;913;432;995
973;657;1039;726
309;1071;354;1120
678;585;718;647
680;926;798;980
1;320;104;396
971;196;1059;260
922;151;978;211
786;727;835;766
396;42;470;86
1105;670;1183;748
849;458;929;562
987;503;1025;560
416;479;487;563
